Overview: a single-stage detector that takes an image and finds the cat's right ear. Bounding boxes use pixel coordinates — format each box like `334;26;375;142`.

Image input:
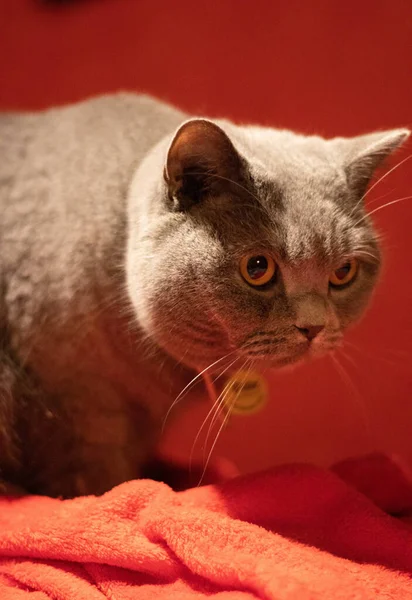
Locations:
334;128;410;200
164;119;244;211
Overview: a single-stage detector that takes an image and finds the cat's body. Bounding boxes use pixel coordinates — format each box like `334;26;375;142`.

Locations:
0;93;408;497
0;94;195;496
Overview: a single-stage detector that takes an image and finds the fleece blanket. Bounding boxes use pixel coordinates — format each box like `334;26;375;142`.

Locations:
1;454;412;599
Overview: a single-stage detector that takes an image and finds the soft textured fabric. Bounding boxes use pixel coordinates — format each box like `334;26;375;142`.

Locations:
1;455;412;599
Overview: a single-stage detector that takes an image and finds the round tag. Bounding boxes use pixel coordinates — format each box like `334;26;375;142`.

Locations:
222;370;267;415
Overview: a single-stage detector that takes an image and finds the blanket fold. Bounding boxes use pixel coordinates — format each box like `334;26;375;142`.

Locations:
1;454;412;599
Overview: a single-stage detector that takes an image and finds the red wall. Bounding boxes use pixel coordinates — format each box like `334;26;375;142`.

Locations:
1;0;411;473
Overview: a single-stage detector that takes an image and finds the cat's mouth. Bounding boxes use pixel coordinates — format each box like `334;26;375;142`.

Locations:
241;345;309;368
238;333;342;368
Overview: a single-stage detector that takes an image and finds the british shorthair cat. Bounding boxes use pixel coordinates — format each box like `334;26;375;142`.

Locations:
0;93;409;497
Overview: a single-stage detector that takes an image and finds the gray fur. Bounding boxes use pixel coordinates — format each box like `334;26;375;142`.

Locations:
0;93;409;496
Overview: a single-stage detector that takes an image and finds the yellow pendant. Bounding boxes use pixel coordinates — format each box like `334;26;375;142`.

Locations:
222;370;267;415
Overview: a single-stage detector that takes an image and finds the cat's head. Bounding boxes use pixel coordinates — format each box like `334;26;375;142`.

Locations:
128;119;409;373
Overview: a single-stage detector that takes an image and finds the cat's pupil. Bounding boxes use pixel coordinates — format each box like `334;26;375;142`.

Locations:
247;256;268;280
334;263;351;280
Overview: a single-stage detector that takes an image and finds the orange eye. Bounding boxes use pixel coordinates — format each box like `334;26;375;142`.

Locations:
329;259;358;287
240;254;277;287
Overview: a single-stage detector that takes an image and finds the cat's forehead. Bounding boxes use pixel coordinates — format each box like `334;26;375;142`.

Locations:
213;123;378;262
229;124;340;175
248;162;355;264
236;125;350;211
276;202;353;263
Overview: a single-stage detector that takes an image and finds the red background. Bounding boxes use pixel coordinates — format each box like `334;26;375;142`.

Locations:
1;0;411;474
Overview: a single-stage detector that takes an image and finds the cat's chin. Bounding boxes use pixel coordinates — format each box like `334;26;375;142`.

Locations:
252;354;307;371
154;333;341;377
247;343;340;372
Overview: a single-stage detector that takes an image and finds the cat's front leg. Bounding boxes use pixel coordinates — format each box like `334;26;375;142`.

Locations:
36;443;143;498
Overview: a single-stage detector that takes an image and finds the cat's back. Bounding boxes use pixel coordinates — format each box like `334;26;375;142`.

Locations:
0;93;185;218
0;93;187;376
0;93;185;321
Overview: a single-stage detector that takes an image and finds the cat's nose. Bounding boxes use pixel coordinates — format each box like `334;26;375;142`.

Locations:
295;324;325;341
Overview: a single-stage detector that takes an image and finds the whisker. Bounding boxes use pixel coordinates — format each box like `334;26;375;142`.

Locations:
350;153;412;217
364;189;394;209
349;190;393;220
202;359;244;462
197;359;251;486
161;349;237;433
354;195;412;228
244;348;286;357
329;353;372;439
243;337;285;349
343;340;412;374
338;347;361;372
188;357;239;470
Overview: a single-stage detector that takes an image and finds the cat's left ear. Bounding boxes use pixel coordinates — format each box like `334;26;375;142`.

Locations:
164;119;245;210
334;128;410;199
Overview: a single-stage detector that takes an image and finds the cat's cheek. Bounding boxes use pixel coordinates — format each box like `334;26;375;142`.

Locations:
332;290;375;330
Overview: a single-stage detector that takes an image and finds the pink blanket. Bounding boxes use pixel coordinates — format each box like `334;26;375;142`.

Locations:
1;454;412;599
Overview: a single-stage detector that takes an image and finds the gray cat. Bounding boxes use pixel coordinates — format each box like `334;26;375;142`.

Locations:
0;93;409;497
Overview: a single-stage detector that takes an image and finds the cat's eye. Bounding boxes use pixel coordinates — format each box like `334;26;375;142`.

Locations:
240;253;277;287
329;259;358;287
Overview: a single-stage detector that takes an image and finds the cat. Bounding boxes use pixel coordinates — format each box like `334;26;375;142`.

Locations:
0;93;409;497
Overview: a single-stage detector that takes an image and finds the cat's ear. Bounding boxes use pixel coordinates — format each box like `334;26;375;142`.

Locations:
164;119;244;210
335;128;410;199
